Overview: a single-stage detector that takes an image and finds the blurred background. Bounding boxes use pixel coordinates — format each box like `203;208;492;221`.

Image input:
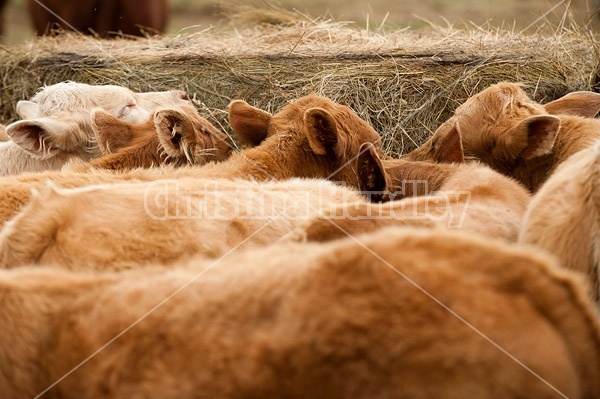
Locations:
2;0;599;43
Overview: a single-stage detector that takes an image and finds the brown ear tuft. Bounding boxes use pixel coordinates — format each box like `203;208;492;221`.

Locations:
357;142;389;202
304;107;339;156
228;100;271;147
504;115;561;160
432;122;464;164
92;109;133;154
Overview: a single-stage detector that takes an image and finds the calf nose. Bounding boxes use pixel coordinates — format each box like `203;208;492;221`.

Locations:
178;91;191;103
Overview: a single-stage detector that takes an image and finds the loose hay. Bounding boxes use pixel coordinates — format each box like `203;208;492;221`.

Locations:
0;13;598;156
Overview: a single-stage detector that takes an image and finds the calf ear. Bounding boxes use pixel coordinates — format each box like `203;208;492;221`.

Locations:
228;100;271;147
92;109;133;154
503;115;561;160
544;91;600;118
6;118;80;158
304;107;339;156
357;142;389;202
16;100;38;119
154;108;197;157
431;122;464;163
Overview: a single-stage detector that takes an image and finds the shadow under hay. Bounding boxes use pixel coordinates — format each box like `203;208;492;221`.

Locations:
0;18;598;157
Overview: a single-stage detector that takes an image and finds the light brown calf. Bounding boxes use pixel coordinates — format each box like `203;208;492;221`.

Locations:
0;95;381;224
88;104;234;170
405;82;600;191
1;227;599;398
519;141;600;303
292;141;530;243
0;178;365;271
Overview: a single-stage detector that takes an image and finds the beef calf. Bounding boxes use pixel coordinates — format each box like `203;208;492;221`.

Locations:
0;227;598;398
88;104;234;170
405;82;600;191
519;140;600;303
0;94;381;224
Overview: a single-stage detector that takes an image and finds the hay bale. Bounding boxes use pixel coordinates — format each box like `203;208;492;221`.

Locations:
0;16;598;156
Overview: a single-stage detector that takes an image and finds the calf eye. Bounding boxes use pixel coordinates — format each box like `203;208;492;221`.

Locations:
118;103;137;118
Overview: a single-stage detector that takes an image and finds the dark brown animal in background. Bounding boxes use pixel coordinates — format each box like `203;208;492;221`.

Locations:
0;0;7;36
28;0;168;37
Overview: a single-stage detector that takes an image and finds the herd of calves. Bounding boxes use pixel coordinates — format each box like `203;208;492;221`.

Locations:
0;80;599;398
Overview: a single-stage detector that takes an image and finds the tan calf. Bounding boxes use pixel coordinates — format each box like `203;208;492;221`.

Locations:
0;94;380;224
293;141;530;243
0;178;365;271
519;141;600;303
405;82;600;191
1;227;598;398
88;104;233;170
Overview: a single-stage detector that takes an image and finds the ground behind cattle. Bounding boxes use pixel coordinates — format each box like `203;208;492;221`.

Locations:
2;0;600;43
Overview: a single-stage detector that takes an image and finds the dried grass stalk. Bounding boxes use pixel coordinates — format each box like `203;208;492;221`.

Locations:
0;10;598;155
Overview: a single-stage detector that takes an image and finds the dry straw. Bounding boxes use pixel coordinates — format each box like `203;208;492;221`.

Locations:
0;6;598;156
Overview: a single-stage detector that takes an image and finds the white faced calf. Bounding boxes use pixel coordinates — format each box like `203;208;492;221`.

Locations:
2;81;191;175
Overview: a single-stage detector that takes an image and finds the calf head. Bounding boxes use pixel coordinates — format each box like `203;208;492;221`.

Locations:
228;95;382;186
405;82;561;176
93;104;233;167
154;105;234;165
7;81;191;160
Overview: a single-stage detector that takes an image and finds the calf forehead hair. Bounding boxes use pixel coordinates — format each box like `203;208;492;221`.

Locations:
454;83;547;151
32;82;133;115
